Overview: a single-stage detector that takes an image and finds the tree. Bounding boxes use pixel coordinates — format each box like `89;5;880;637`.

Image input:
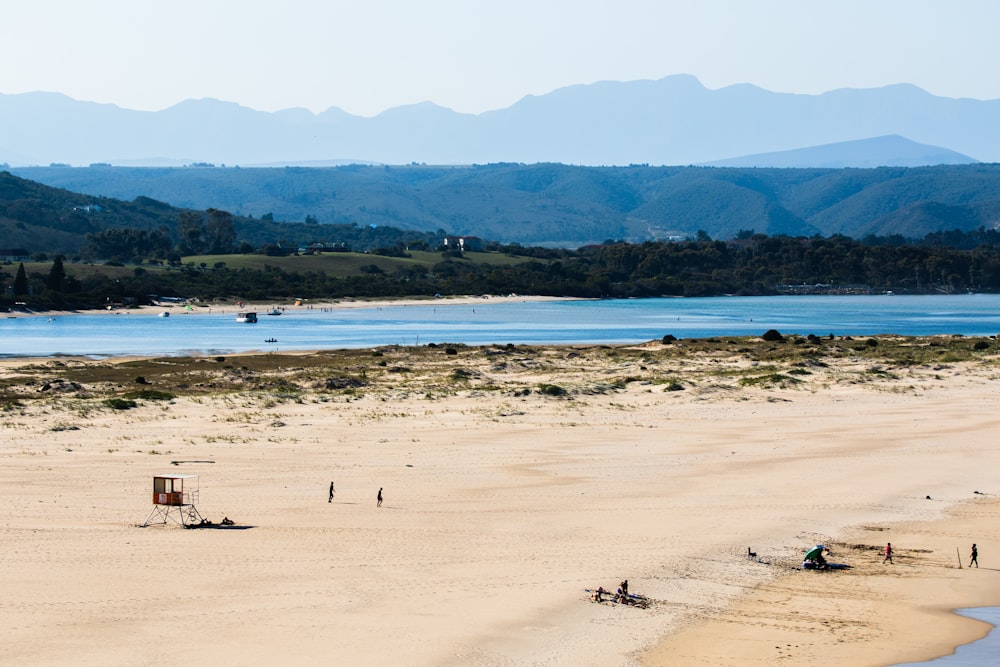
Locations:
13;262;28;295
178;211;206;255
46;256;66;292
205;208;236;254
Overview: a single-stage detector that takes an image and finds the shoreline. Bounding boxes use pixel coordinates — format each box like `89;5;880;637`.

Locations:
641;496;1000;666
0;293;575;319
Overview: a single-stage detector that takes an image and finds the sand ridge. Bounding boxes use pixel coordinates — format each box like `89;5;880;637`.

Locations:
1;336;998;665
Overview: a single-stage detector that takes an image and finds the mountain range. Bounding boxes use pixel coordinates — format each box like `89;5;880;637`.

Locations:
1;75;996;167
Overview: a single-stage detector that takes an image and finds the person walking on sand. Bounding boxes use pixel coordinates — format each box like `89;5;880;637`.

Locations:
970;543;978;568
883;542;893;564
377;487;383;507
328;481;335;503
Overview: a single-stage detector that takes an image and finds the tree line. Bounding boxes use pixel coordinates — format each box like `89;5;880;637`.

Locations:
6;231;1000;311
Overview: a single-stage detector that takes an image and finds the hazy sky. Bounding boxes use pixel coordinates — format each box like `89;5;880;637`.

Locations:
3;0;998;116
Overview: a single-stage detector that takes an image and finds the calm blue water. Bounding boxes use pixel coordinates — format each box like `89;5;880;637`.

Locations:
893;607;1000;667
2;293;1000;358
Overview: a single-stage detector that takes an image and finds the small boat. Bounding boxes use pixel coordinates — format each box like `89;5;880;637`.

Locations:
265;309;282;316
265;338;278;343
236;312;258;323
158;311;170;318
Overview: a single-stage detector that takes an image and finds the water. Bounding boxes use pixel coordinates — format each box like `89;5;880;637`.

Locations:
2;293;999;358
893;607;1000;666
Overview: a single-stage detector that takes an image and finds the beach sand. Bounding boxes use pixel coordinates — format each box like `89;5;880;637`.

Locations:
1;337;998;665
1;294;568;319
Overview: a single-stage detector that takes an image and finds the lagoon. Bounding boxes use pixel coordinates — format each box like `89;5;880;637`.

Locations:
2;293;1000;358
893;607;1000;667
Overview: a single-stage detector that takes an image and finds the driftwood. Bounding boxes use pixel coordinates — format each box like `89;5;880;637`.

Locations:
584;589;652;609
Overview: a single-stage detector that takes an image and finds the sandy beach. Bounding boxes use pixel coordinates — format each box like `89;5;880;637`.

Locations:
1;294;570;319
1;336;998;666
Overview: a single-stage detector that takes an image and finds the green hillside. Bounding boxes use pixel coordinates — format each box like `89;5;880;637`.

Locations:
12;163;1000;246
8;166;1000;313
0;170;447;257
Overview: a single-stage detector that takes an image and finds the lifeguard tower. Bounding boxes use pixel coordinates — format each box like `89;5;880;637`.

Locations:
141;474;204;527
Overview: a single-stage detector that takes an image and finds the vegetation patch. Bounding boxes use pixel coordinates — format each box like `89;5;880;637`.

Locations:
449;368;478;382
319;376;366;390
738;373;802;388
0;336;995;415
123;389;175;401
50;423;81;431
103;397;138;410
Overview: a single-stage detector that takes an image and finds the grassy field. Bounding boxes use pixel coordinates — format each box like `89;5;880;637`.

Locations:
11;249;542;281
182;249;543;275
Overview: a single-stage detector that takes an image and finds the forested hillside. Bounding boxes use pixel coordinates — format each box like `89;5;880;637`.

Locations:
7;167;1000;313
13;163;1000;247
0;171;444;257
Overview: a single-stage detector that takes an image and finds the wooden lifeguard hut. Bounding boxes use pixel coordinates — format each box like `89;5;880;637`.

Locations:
141;474;204;527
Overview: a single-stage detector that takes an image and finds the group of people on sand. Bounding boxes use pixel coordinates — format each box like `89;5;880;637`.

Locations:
328;481;384;507
882;542;978;567
592;579;630;604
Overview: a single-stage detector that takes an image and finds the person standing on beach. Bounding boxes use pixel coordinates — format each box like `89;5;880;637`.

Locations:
328;481;335;503
970;543;978;568
883;542;893;564
377;487;383;507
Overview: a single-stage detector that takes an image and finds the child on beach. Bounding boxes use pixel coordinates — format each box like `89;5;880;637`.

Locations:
883;542;893;564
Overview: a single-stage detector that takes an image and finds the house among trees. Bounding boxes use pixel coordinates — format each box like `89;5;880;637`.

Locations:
443;236;483;252
299;241;351;254
0;248;30;262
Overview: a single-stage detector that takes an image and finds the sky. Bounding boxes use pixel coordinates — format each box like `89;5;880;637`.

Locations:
3;0;999;117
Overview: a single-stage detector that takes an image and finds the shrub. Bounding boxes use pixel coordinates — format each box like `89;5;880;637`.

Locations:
124;389;175;401
104;398;137;410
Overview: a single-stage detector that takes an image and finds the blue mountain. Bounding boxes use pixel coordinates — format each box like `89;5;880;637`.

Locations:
0;76;995;166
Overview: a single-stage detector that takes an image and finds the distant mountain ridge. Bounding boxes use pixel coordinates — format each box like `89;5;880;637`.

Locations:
704;135;976;168
1;75;997;167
